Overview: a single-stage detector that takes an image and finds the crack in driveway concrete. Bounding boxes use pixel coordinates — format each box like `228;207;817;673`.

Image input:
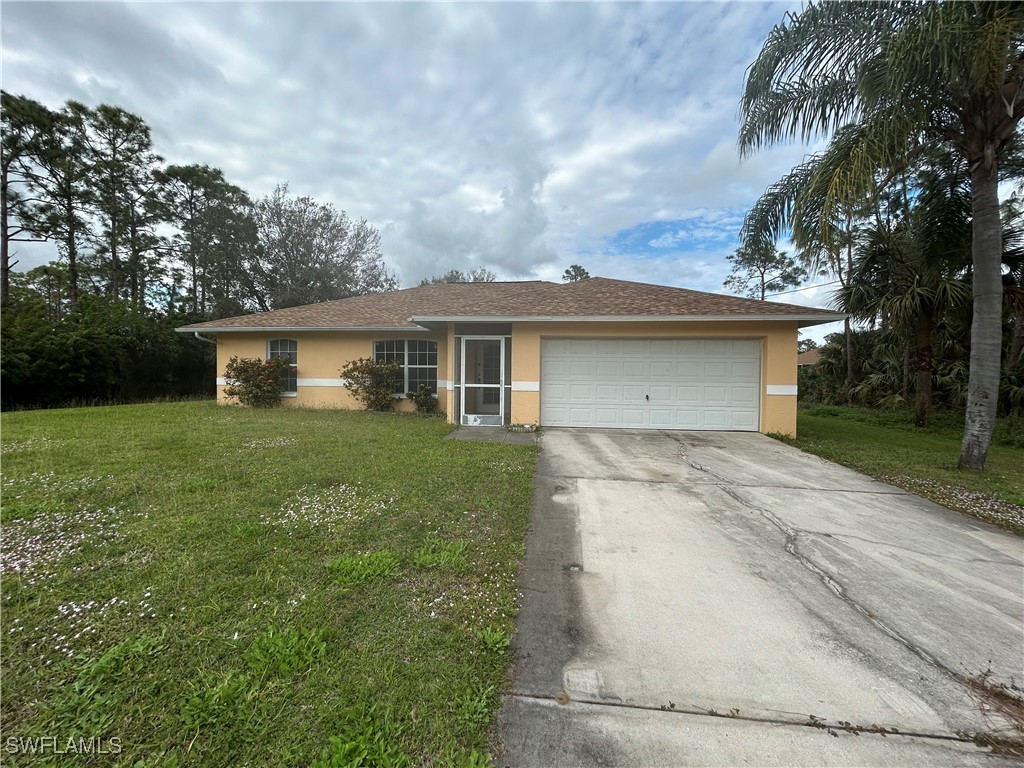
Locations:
506;690;976;744
497;429;1024;767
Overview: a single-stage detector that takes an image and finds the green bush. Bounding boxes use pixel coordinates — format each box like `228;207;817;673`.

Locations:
341;357;402;411
223;356;292;407
406;383;439;414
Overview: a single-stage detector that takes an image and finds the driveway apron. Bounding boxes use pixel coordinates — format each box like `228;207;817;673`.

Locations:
496;429;1024;767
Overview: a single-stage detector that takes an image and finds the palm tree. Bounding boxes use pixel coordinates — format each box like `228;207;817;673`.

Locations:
739;1;1024;470
841;167;973;426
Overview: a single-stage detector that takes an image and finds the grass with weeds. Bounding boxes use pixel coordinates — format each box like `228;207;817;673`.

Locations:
787;405;1024;535
0;401;536;766
414;538;470;574
327;550;401;587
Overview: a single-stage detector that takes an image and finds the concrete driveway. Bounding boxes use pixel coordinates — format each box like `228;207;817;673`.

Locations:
496;429;1024;767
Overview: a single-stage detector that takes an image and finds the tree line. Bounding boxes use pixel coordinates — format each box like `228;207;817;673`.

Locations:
736;1;1023;471
1;92;397;408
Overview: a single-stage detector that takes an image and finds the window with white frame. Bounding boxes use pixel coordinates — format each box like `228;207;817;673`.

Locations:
268;339;298;393
374;339;437;394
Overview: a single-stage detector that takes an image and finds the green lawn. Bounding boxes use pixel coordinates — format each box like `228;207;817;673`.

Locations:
0;402;536;767
787;405;1024;536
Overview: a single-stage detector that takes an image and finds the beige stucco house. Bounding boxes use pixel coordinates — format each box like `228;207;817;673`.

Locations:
177;277;842;436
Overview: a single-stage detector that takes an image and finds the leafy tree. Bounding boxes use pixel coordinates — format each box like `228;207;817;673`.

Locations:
835;153;973;426
252;184;397;310
1;91;49;303
81;104;165;305
738;1;1024;470
12;100;93;308
723;244;805;300
562;264;590;282
797;338;818;354
420;267;496;285
159;164;256;316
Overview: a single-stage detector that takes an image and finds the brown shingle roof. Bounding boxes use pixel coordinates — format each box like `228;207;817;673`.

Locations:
179;277;843;331
797;348;823;366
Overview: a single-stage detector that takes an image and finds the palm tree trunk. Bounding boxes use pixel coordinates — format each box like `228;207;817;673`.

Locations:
913;314;932;428
958;162;1003;471
844;317;854;403
902;342;911;403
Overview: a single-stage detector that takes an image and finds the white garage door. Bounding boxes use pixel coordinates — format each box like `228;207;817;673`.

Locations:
540;338;761;431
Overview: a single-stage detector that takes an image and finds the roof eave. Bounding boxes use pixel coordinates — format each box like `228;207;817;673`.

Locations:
408;314;846;327
174;325;431;333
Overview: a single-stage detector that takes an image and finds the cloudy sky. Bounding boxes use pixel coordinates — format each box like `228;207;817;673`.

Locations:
2;1;842;337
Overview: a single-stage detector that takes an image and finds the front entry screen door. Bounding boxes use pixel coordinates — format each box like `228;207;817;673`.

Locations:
461;338;504;426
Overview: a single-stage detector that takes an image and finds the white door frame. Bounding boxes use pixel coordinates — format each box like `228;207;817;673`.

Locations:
460;336;505;426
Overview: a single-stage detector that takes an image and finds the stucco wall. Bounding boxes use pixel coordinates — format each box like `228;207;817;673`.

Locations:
212;320;800;435
215;331;448;412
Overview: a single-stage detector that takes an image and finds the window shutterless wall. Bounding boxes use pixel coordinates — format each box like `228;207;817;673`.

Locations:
215;332;447;409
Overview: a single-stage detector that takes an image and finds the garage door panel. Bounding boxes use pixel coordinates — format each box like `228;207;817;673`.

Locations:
622;384;645;401
569;383;593;400
678;361;702;378
622;409;646;426
569;360;595;377
545;339;571;355
704;361;729;378
544;382;570;400
541;338;761;431
731;386;758;405
649;409;673;427
651;360;674;378
676;385;700;403
732;411;759;430
623;339;656;356
543;359;570;377
731;361;759;380
676;409;701;428
732;339;761;356
703;410;731;429
705;340;733;356
703;385;729;404
622;360;647;377
649;384;673;401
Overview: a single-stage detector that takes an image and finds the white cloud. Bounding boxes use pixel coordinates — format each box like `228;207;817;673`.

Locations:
0;1;815;291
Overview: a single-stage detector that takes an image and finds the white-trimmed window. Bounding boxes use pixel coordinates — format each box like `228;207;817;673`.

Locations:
268;339;298;394
374;339;438;394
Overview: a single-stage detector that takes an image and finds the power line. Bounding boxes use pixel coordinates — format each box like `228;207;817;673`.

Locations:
766;280;842;298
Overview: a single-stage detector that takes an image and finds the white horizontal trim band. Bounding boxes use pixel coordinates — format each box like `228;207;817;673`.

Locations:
218;376;449;390
511;381;540;392
766;385;798;396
